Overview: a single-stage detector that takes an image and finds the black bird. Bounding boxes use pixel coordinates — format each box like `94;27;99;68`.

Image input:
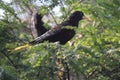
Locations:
32;11;85;45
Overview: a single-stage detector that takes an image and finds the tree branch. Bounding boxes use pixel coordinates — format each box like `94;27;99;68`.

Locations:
1;48;17;69
62;61;70;80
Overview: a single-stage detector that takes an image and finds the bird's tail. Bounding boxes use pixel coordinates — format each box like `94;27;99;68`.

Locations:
11;44;31;52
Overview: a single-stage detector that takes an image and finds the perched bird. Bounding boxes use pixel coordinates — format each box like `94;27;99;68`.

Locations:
31;11;87;45
12;11;88;52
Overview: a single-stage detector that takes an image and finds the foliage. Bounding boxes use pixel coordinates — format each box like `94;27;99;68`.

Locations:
0;0;120;80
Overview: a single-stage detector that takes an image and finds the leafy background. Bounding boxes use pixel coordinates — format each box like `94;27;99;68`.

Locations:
0;0;120;80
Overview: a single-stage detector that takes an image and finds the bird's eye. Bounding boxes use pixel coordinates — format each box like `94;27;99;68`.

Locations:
80;12;84;17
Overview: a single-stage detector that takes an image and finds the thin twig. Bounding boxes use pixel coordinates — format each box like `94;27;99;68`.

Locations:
59;0;67;21
49;10;58;25
87;69;98;79
62;61;70;80
1;20;27;43
1;48;17;69
40;0;58;25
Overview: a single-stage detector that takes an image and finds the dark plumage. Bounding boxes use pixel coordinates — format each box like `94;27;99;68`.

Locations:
35;14;47;36
61;11;84;27
34;11;84;44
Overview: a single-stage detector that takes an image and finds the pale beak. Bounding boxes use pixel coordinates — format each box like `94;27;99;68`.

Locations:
83;16;92;22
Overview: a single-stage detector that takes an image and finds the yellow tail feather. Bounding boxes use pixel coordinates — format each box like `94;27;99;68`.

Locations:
12;44;31;52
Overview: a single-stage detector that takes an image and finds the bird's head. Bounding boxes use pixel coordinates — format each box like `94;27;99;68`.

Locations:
69;11;91;26
61;11;91;27
69;11;84;21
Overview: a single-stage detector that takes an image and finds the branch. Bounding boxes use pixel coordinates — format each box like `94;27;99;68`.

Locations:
1;48;17;69
62;61;70;80
100;64;120;77
87;69;98;79
1;20;26;43
59;0;67;21
29;10;38;39
49;11;58;25
40;0;58;25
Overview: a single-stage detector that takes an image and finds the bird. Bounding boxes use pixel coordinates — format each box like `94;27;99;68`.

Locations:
12;11;86;52
32;11;85;45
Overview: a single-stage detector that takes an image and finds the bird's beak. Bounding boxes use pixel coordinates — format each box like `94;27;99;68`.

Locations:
83;16;92;22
